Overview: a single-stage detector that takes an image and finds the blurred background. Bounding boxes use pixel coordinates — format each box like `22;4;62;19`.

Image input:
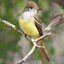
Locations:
0;0;64;64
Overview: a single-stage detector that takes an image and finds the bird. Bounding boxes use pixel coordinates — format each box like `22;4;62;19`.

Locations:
19;1;49;61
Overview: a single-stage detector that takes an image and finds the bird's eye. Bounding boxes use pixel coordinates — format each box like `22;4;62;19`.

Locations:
30;7;33;9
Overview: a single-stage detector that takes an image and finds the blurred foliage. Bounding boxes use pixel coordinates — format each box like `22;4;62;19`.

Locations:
0;0;55;64
0;0;24;64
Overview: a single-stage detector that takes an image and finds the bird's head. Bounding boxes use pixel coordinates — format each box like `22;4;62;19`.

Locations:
24;1;42;12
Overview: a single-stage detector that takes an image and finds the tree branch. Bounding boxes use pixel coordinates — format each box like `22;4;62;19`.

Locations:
44;14;64;32
0;14;64;64
17;45;36;64
53;0;64;8
0;18;23;34
17;32;51;64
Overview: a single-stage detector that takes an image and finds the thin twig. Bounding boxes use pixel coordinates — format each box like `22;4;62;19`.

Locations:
17;45;36;64
53;0;64;8
35;32;51;42
17;34;50;64
44;14;64;31
0;18;23;34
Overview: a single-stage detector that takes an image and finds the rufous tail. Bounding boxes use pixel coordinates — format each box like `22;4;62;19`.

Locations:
41;47;49;61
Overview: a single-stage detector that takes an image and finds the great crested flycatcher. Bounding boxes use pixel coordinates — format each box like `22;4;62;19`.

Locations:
19;1;49;61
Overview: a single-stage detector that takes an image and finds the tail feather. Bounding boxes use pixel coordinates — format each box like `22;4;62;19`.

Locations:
41;47;49;61
37;39;49;61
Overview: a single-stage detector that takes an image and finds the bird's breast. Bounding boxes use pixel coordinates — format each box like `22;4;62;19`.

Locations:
19;17;39;37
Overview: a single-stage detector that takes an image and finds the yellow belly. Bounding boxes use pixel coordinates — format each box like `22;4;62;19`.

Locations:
19;17;39;37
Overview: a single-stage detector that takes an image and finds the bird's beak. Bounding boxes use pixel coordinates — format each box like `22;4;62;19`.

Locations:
37;8;42;11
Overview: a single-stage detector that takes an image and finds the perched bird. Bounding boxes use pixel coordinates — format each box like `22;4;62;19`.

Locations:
19;1;49;61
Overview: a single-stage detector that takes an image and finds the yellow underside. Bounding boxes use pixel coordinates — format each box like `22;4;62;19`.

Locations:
19;17;44;46
19;17;39;38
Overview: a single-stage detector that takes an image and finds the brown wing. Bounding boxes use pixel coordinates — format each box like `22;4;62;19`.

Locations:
34;16;49;61
34;15;43;36
23;1;49;60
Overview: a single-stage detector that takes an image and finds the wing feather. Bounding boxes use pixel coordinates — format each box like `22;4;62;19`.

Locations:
34;16;43;36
